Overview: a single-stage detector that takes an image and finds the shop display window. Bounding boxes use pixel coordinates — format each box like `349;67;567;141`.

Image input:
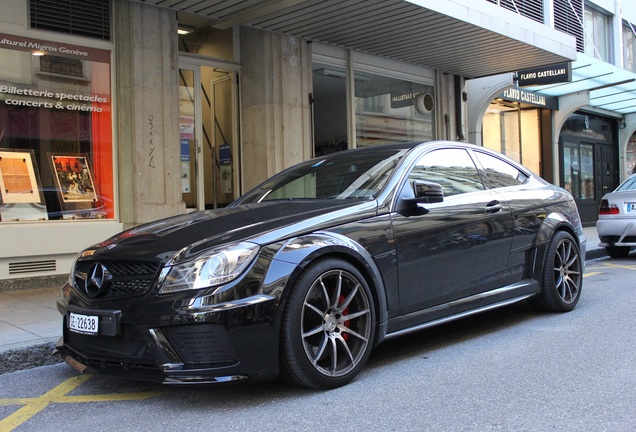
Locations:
0;34;113;222
354;71;435;147
563;141;595;200
483;105;541;175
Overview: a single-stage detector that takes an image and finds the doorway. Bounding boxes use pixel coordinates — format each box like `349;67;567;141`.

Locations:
178;59;239;210
559;113;619;225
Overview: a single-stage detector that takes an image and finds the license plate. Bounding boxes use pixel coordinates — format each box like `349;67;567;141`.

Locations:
68;312;99;335
627;203;636;212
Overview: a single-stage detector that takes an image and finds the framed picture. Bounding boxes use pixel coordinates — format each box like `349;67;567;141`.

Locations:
0;149;42;204
50;155;98;203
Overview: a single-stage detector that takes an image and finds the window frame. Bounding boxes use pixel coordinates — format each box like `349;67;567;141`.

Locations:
584;4;611;62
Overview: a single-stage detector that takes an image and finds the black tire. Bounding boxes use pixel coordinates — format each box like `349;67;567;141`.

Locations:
280;258;375;389
606;246;631;258
531;231;582;312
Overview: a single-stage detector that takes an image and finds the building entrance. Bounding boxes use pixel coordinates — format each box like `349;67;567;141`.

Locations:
560;113;619;225
178;59;239;210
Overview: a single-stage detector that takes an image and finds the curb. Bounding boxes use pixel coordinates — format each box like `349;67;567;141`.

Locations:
0;248;607;376
585;247;606;261
0;340;62;375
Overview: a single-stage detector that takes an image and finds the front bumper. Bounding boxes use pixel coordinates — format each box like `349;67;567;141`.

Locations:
55;291;280;385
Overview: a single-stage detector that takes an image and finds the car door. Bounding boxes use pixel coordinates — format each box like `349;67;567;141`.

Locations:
470;149;552;286
391;148;514;316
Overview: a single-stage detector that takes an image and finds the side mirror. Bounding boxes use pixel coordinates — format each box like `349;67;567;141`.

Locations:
404;180;444;205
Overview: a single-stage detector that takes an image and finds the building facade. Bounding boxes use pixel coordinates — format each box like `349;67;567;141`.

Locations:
0;0;632;285
468;0;636;225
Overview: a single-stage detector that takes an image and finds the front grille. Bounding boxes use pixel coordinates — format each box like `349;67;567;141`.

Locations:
162;324;239;367
74;259;162;300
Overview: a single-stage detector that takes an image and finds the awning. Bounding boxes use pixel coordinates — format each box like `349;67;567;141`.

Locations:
136;0;576;79
526;53;636;115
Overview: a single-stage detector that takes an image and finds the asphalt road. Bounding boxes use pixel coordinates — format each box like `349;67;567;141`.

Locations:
1;256;635;431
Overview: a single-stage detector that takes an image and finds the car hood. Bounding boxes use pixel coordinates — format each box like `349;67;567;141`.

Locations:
84;200;377;263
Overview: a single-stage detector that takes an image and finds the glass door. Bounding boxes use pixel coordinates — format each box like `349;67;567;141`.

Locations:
178;60;239;210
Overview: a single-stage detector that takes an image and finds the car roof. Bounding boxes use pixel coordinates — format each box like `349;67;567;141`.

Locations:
331;140;484;155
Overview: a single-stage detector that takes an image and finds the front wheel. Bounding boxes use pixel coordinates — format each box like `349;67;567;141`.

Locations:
279;259;375;389
531;231;582;312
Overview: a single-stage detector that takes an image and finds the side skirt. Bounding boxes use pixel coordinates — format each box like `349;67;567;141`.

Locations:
384;280;538;341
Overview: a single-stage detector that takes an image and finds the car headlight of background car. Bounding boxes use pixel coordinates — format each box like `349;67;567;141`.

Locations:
159;242;260;294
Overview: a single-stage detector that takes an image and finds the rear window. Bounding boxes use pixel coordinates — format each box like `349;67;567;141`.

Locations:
616;175;636;192
473;151;529;188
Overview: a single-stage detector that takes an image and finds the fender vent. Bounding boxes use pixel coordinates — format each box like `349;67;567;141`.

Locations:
29;0;111;41
9;260;56;274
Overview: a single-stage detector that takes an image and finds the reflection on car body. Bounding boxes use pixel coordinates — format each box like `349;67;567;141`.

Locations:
55;141;586;389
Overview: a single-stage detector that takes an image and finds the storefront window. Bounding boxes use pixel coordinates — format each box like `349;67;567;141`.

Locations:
483;105;541;174
0;33;113;222
312;62;348;156
354;71;434;147
484;104;520;158
563;141;595;200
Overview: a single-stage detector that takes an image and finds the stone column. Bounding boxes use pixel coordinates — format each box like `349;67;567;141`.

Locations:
551;91;589;183
240;27;313;192
465;73;514;146
114;1;184;228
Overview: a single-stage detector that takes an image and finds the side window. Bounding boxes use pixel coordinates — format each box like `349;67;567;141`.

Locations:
473;151;529;188
405;149;484;198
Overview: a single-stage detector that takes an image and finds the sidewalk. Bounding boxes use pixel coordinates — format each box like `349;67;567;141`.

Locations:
0;226;605;375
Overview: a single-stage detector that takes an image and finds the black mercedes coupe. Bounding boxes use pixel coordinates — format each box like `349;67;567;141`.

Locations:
56;141;586;389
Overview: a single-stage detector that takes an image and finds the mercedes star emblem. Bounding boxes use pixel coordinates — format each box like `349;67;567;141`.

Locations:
84;263;109;297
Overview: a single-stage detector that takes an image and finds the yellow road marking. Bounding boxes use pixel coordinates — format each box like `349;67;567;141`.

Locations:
0;375;163;431
583;271;602;278
603;262;636;271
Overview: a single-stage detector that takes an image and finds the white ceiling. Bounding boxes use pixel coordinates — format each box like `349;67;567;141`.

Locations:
134;0;577;78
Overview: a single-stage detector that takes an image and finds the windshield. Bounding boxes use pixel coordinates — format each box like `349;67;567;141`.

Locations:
238;148;408;203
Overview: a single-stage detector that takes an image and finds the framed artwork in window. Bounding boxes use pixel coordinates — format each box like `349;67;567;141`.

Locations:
0;149;43;204
50;155;98;203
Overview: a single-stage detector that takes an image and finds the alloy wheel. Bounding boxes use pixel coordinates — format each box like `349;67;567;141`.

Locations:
553;237;582;304
300;269;372;377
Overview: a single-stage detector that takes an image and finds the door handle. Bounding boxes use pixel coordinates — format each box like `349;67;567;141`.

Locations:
485;200;502;214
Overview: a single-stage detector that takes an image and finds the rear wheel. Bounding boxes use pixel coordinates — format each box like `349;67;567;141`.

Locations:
606;246;631;258
531;231;582;312
280;259;375;389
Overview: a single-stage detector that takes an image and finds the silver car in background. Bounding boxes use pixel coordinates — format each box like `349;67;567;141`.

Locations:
597;173;636;258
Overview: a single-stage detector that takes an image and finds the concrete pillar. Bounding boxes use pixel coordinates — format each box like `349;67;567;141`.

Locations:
550;91;589;182
465;74;514;145
114;1;184;228
240;27;312;191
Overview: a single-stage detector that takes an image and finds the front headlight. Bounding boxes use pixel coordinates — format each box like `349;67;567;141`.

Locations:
159;242;259;294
